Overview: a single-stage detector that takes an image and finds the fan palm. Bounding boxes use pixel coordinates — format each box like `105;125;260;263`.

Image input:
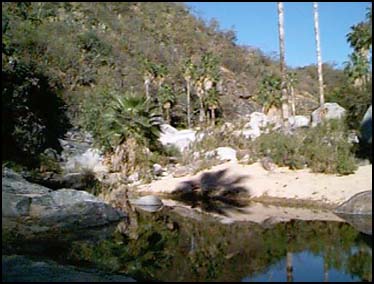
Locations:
103;92;161;174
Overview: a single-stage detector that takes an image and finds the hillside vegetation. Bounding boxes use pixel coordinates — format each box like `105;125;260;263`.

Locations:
2;2;371;172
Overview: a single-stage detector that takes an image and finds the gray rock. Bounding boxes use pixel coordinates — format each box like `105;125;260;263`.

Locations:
153;163;163;176
43;148;60;160
311;103;346;127
2;169;125;240
2;168;52;195
130;195;163;213
173;166;192;178
245;112;268;130
159;124;197;152
131;195;163;206
360;105;372;144
334;191;372;215
288;115;310;129
128;172;139;183
2;255;136;282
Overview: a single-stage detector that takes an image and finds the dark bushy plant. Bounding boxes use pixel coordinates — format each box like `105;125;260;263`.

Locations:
2;60;70;167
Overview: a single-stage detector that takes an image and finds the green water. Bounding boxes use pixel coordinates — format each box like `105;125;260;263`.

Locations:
3;206;372;282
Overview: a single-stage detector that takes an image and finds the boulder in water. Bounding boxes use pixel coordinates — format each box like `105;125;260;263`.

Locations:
334;191;372;215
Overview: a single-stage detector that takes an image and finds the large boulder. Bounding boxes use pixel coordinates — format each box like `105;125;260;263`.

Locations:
360;105;372;144
159;124;197;152
311;103;346;127
2;168;125;242
334;191;372;215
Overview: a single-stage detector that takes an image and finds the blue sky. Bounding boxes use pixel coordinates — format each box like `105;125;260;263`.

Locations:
186;2;371;69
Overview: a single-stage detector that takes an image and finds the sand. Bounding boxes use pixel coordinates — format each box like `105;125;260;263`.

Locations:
136;161;372;207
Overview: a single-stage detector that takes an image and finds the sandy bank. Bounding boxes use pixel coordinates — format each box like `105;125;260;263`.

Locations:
136;161;372;208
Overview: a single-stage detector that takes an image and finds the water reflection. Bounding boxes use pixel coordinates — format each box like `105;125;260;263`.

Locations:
65;208;372;282
242;251;361;282
4;206;372;282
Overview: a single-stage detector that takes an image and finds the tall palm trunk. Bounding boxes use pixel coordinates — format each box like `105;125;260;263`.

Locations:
313;2;325;106
211;107;216;126
199;95;205;124
290;85;296;117
186;79;191;128
144;77;150;101
278;2;289;129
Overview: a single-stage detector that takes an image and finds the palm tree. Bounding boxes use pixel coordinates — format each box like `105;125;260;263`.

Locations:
195;76;206;125
257;74;282;114
182;59;196;128
313;2;325;106
277;2;289;129
158;84;175;124
103;92;161;175
286;72;298;117
204;89;220;126
196;52;220;126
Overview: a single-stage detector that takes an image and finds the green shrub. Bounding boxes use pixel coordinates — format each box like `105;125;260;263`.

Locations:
303;120;357;175
250;119;357;175
254;131;305;169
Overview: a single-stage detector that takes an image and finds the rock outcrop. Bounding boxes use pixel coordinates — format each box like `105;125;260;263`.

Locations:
2;168;125;242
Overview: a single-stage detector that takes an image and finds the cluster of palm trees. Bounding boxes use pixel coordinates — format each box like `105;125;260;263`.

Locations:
143;52;221;129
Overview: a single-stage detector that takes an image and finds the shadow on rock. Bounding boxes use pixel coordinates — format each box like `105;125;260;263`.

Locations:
170;169;250;216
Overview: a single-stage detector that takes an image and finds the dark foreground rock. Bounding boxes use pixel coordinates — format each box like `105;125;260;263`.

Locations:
2;168;126;245
2;255;136;282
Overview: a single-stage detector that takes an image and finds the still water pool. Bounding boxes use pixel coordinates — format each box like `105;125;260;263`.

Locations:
3;206;372;282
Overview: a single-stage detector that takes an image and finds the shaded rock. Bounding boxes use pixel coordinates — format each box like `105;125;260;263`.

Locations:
360;105;372;144
260;157;276;172
334;191;372;215
2;169;125;242
2;168;52;195
2;255;136;282
43;148;60;161
311;103;346;127
153;163;163;176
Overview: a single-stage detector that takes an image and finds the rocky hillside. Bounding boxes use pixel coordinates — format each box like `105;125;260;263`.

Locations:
1;2;359;167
